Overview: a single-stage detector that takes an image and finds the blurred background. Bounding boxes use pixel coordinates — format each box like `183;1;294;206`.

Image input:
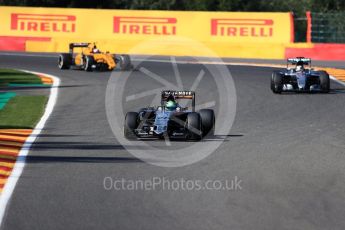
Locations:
2;0;345;42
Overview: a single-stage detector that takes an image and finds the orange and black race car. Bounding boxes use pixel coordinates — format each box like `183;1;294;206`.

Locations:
58;43;132;71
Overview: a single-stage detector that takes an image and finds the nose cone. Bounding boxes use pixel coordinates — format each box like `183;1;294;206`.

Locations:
296;72;306;89
154;111;171;135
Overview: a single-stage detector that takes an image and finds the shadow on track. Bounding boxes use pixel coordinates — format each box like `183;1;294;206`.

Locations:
329;88;345;94
30;141;139;151
201;134;244;142
23;155;143;164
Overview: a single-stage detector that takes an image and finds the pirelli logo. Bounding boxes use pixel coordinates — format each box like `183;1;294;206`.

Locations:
11;13;76;33
113;16;177;35
211;19;273;37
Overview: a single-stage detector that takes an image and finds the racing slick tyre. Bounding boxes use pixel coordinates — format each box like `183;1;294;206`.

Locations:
271;71;283;94
118;54;132;71
84;56;95;72
58;53;72;69
186;112;202;141
199;109;215;137
124;112;138;140
319;71;330;93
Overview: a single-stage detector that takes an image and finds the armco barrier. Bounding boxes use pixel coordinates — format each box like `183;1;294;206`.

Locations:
0;7;294;59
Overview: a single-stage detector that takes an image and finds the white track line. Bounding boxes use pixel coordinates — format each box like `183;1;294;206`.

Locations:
330;75;345;87
0;71;60;226
0;52;57;58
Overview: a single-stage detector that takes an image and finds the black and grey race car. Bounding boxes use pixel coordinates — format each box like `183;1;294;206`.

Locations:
124;91;215;141
271;57;330;94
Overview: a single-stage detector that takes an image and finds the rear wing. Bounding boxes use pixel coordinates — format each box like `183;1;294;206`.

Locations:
69;43;91;53
287;57;311;68
286;57;311;69
161;91;195;112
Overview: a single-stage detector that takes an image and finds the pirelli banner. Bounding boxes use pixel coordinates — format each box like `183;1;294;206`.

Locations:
0;6;294;59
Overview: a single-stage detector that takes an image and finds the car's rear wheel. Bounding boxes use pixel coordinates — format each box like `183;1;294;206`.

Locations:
271;71;283;94
124;112;138;140
319;71;330;93
199;109;215;137
84;56;94;72
58;53;72;69
186;112;202;141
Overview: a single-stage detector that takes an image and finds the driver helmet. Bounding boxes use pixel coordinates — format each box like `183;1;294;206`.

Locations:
166;95;177;111
92;45;100;53
296;61;304;71
166;100;177;111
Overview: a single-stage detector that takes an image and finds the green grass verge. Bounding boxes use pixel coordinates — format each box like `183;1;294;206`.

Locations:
0;69;43;87
0;96;48;129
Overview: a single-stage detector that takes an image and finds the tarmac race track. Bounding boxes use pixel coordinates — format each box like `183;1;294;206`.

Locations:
1;53;345;230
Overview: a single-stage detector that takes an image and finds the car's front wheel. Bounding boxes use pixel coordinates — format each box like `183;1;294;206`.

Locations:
186;112;202;141
319;71;330;93
118;54;132;71
199;109;215;137
124;112;138;140
271;71;283;94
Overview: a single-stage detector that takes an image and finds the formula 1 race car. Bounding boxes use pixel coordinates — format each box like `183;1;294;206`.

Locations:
58;43;132;71
271;57;330;94
124;91;215;141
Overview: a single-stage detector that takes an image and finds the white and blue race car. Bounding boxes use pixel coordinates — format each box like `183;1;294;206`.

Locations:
271;57;330;94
